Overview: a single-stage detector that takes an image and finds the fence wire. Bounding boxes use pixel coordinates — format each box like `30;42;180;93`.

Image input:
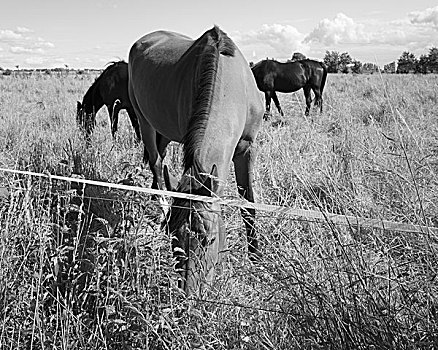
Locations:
1;167;436;235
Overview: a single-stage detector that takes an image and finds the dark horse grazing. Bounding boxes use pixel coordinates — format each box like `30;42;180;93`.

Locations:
129;26;264;294
76;61;141;140
251;59;327;117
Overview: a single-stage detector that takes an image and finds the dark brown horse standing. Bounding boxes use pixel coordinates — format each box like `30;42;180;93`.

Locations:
251;59;327;117
129;26;264;294
76;61;141;140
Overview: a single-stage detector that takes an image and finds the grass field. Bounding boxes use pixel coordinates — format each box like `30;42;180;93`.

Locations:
1;72;438;349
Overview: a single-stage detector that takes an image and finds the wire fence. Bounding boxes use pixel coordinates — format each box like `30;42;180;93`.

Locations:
1;167;436;235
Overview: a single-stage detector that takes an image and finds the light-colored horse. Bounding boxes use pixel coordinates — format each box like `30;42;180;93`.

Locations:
128;26;264;294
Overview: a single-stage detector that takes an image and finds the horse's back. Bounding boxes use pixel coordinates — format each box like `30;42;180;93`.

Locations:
130;31;193;66
275;61;307;92
252;59;327;93
128;31;196;140
129;28;262;143
252;60;306;93
212;47;263;142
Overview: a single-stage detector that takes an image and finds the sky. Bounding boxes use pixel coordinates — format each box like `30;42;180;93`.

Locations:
0;0;437;69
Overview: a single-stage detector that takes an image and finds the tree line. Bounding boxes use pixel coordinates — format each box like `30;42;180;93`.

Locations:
323;47;438;74
3;47;438;76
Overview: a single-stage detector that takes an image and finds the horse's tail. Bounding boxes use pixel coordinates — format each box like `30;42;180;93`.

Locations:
320;62;328;93
183;26;236;170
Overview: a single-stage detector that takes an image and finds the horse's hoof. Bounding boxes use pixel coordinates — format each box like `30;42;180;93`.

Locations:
271;120;286;128
263;112;271;120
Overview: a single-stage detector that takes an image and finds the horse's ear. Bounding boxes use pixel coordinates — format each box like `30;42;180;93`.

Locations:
163;165;178;192
200;164;219;196
77;101;82;111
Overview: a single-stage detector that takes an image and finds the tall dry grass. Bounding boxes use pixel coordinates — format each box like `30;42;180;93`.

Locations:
0;72;438;349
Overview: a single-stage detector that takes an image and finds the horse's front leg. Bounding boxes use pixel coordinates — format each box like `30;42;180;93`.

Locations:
233;140;260;260
111;102;121;138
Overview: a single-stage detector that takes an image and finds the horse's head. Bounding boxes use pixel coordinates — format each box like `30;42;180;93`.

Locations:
76;101;95;137
76;101;84;126
163;164;225;295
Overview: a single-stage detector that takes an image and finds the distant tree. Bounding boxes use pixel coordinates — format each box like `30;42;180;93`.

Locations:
427;47;438;73
323;51;354;73
397;51;417;73
339;52;353;73
416;54;430;74
350;60;362;74
384;62;397;74
323;51;340;73
362;63;380;74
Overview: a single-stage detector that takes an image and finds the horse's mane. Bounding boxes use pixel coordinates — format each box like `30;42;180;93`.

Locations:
94;60;127;84
182;26;235;174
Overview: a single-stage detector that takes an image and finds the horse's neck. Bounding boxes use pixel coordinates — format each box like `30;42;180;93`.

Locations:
187;57;246;194
83;82;104;113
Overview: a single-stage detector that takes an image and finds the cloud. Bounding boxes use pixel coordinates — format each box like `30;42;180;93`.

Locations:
10;46;45;54
368;16;437;51
0;27;54;60
24;56;47;66
34;38;55;49
301;9;437;62
0;29;23;42
233;24;308;60
22;56;66;68
409;6;438;28
15;27;33;34
305;13;370;45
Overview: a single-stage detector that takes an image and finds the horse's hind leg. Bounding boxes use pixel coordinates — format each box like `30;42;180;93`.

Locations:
233;140;260;260
156;133;172;214
272;92;284;116
128;83;163;190
303;86;312;116
264;91;272;119
144;128;163;189
312;87;323;113
127;107;142;141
